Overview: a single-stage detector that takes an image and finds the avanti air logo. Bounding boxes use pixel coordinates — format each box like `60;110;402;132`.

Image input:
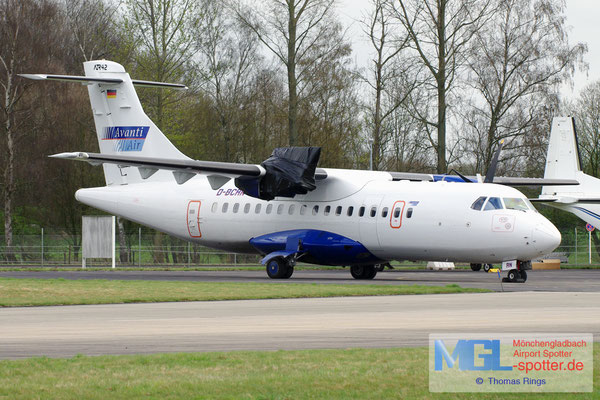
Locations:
102;126;149;152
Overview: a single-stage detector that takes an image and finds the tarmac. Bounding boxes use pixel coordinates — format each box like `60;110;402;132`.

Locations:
1;268;599;359
1;292;599;359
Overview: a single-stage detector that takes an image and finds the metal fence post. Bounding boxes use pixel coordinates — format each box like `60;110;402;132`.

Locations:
589;229;592;264
575;228;577;266
41;228;44;267
138;227;142;268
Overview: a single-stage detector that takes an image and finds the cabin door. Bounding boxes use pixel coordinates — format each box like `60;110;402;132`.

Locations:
187;200;202;238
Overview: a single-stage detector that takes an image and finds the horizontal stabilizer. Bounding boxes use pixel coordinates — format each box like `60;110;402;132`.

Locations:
19;74;122;85
19;74;187;90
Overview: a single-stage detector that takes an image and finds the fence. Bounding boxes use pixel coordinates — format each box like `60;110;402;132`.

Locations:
1;232;599;267
0;233;261;267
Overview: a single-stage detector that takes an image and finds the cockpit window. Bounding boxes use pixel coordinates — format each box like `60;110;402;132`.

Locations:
524;198;538;213
471;196;486;211
484;197;503;211
503;197;529;211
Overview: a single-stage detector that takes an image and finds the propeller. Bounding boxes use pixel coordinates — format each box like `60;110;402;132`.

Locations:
448;169;473;183
484;139;505;184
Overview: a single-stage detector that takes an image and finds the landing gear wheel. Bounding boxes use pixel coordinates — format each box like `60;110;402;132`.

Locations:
519;270;527;282
483;264;491;273
350;265;377;280
283;266;294;279
507;269;518;282
470;263;482;271
266;257;289;279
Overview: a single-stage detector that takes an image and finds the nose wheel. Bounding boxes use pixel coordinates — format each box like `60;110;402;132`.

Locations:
502;261;531;283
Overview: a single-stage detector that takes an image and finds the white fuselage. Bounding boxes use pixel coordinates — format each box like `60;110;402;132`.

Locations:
75;168;561;264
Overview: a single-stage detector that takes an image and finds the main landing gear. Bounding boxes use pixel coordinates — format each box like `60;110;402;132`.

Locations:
350;265;378;280
470;263;492;272
266;257;294;279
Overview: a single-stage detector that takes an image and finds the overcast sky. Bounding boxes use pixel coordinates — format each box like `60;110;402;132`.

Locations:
338;0;599;101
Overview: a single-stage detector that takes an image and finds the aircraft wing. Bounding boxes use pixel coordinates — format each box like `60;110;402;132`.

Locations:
51;150;328;198
488;177;579;186
529;197;600;204
390;171;579;186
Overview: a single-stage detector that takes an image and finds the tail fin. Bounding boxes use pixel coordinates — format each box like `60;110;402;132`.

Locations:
541;116;600;199
82;61;188;185
21;60;189;185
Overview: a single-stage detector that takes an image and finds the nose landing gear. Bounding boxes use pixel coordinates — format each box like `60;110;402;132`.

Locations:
503;260;531;283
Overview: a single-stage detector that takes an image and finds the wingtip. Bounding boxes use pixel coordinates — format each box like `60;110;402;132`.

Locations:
18;74;46;80
49;152;89;159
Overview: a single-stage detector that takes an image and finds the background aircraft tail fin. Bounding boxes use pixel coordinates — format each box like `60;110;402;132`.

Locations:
541;117;600;203
543;117;582;182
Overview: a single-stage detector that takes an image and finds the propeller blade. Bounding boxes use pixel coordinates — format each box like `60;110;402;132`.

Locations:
484;139;505;184
448;169;473;183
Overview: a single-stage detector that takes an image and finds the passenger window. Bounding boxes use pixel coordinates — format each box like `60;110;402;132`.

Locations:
381;207;388;218
211;202;218;213
370;207;377;217
359;206;365;217
222;203;228;213
407;208;413;218
313;205;319;215
266;204;273;214
255;204;261;214
471;196;486;211
244;203;250;214
233;203;240;213
288;204;295;215
504;198;529;211
484;197;503;211
324;206;331;216
347;206;354;216
277;204;284;215
335;206;342;216
300;205;307;215
394;207;401;218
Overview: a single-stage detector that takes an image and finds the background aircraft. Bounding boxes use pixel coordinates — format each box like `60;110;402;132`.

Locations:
532;117;600;227
21;60;563;281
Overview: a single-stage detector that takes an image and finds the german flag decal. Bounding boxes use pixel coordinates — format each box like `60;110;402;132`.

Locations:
106;89;117;99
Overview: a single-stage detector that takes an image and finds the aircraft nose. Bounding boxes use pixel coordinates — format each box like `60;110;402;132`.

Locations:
532;222;561;254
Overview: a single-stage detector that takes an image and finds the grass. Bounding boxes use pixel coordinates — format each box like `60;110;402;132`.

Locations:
0;346;597;399
0;278;489;307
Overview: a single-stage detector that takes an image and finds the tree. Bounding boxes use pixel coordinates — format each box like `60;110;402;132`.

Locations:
461;0;586;175
391;0;493;173
0;0;65;260
63;0;133;65
361;0;416;171
124;0;200;130
196;0;263;162
232;0;346;146
124;0;201;264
